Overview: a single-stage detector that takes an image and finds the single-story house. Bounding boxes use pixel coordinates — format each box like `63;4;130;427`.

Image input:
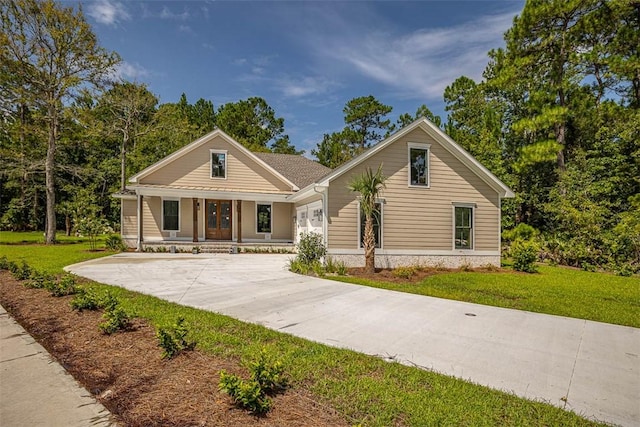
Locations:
114;118;514;267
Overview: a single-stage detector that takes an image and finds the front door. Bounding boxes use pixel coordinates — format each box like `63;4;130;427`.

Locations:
206;199;232;240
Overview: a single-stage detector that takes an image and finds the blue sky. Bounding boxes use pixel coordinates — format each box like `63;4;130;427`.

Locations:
81;0;525;155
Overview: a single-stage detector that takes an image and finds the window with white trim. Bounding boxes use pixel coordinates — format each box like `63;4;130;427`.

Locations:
359;202;382;249
210;150;227;179
408;143;430;187
454;205;473;250
162;199;179;231
256;203;272;233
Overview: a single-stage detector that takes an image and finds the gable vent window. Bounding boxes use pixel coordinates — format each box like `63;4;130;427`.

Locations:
210;150;227;179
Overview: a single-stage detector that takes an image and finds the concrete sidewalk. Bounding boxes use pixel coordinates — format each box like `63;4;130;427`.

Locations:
67;253;640;427
0;305;115;427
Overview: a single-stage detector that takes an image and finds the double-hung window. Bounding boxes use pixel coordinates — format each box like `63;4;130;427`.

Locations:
162;199;179;231
210;150;227;179
359;202;382;249
408;143;430;187
454;205;474;250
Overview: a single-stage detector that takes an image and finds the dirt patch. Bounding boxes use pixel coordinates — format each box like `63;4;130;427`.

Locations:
346;265;510;284
0;271;348;427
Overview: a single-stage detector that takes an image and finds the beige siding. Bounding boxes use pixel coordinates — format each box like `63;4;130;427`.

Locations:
239;201;293;241
121;199;137;237
140;196;196;240
139;135;292;192
327;128;500;251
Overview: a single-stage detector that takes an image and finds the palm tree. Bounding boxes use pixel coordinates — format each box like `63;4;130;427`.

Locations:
348;164;387;274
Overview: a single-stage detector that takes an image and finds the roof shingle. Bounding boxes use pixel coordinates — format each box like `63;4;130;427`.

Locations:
254;152;331;189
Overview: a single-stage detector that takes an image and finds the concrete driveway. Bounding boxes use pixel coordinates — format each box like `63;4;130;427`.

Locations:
67;253;640;427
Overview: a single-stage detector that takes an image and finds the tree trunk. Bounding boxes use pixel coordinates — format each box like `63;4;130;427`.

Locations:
120;131;128;192
45;103;57;244
364;214;376;274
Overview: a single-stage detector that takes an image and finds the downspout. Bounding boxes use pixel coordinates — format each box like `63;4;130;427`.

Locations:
313;185;328;247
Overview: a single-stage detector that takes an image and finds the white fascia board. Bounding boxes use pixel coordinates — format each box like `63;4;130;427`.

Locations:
287;183;328;202
133;186;291;203
128;129;298;191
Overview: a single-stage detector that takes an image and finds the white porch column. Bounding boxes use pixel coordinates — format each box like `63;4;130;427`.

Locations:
136;193;143;251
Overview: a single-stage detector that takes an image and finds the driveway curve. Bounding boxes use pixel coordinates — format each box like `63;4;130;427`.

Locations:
67;253;639;427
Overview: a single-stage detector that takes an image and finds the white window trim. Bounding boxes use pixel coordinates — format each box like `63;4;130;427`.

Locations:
210;149;228;180
356;200;383;249
255;202;272;234
452;202;476;251
408;142;431;188
161;197;181;232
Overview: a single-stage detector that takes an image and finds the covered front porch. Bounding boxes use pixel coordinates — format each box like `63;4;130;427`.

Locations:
117;186;296;250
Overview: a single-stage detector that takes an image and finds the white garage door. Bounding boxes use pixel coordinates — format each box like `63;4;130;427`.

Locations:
295;200;323;243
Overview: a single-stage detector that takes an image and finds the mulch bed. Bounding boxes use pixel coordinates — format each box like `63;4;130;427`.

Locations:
347;265;509;284
0;271;348;427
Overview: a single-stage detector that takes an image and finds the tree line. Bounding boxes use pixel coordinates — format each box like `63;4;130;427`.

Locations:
1;0;638;272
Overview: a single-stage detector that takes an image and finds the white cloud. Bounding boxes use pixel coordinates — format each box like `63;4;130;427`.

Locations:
111;61;150;81
160;6;190;21
303;8;517;100
278;76;337;98
87;0;130;26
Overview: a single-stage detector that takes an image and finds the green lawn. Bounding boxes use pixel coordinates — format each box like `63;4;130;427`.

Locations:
330;264;640;328
0;231;611;426
0;231;114;273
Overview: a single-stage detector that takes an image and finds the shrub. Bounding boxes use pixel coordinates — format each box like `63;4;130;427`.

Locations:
49;274;78;297
157;317;196;359
311;260;325;277
25;270;55;289
218;349;287;414
105;234;126;252
99;293;131;334
287;258;310;275
512;239;539;273
296;232;326;264
0;256;9;270
11;261;31;280
393;266;416;279
335;260;348;276
247;349;286;392
70;287;101;311
76;215;111;251
219;372;272;414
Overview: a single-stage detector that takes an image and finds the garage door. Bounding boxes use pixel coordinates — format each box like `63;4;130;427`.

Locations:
295;200;323;243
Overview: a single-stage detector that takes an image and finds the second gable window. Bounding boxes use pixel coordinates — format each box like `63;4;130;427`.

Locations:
210;150;227;179
408;143;430;187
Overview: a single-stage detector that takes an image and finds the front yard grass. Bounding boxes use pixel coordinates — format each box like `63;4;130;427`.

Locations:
331;264;640;328
0;231;113;273
0;231;608;425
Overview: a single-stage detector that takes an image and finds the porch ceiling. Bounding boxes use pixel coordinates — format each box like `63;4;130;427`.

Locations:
132;184;292;202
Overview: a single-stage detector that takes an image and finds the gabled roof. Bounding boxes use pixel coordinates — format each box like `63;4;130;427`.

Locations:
128;129;300;191
254;152;332;189
289;117;515;201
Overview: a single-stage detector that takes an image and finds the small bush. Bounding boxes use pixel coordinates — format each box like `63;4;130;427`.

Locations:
296;232;326;264
219;372;272;414
393;266;416;279
218;349;286;414
311;260;325;277
25;270;55;289
335;261;348;276
99;293;131;334
12;261;31;280
157;317;196;359
70;287;101;311
49;274;78;297
0;256;9;270
287;258;311;275
502;223;539;243
248;349;287;392
512;239;539;273
324;256;338;274
105;234;127;252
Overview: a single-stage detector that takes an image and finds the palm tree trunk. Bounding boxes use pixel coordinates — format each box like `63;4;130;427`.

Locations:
364;215;376;274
